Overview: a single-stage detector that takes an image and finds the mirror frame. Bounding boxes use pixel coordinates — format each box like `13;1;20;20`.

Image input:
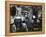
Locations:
5;1;45;36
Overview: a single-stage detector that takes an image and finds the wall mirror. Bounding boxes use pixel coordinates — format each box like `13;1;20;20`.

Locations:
5;1;45;36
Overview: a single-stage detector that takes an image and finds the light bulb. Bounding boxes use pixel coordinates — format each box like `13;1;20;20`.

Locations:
33;15;35;19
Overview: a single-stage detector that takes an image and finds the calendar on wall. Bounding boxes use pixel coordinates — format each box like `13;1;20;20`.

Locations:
5;1;45;36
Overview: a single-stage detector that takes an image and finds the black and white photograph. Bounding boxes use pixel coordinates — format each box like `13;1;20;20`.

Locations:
10;4;42;32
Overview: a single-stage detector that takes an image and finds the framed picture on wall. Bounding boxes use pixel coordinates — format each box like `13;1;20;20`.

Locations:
5;1;45;36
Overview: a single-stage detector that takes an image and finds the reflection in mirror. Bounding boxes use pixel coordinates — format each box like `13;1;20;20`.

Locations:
10;4;42;32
